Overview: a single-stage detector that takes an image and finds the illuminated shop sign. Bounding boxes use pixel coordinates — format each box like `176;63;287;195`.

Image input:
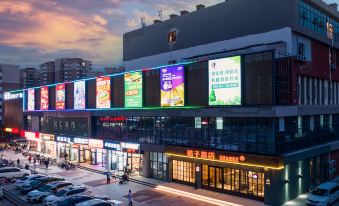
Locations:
27;88;35;111
40;133;54;141
124;71;142;108
24;131;40;141
74;138;89;145
56;136;73;143
121;142;139;150
4;91;23;100
96;77;111;109
5;128;12;132
103;140;121;150
208;56;241;106
99;116;126;122
40;86;49;110
56;84;65;110
160;65;185;107
74;80;86;109
186;149;246;163
88;139;103;148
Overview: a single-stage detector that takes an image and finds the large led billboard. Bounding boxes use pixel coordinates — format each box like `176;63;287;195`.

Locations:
27;88;35;111
160;65;185;107
124;71;142;107
208;56;241;106
40;86;49;110
56;83;65;110
96;77;111;108
74;81;86;109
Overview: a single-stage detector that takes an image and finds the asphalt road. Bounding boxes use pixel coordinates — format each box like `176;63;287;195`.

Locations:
0;198;15;206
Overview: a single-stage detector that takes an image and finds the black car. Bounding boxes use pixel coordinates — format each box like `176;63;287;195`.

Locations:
20;177;65;194
54;195;95;206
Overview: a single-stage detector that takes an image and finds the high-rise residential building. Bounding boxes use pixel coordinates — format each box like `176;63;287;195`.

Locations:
20;68;40;89
39;61;55;85
3;1;339;205
55;58;92;83
0;64;20;126
104;66;125;75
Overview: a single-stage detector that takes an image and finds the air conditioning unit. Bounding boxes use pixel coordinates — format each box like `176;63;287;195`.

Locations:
295;55;307;62
330;64;336;71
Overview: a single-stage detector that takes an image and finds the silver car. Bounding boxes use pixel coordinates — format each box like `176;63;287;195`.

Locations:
27;181;72;203
44;185;87;206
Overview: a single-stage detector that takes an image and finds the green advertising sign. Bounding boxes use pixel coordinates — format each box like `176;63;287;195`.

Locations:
124;71;142;107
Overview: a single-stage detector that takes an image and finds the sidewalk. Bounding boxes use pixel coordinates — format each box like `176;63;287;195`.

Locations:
2;150;267;206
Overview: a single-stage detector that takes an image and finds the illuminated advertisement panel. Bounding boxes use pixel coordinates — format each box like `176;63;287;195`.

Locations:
160;65;185;107
74;81;86;109
208;56;241;106
27;88;35;111
40;86;49;110
96;77;111;108
56;83;65;110
124;71;142;107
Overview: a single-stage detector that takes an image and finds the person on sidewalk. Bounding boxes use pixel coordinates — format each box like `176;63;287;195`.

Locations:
24;163;29;170
17;158;20;166
33;157;36;165
128;189;133;206
106;171;111;184
112;170;117;180
28;155;32;164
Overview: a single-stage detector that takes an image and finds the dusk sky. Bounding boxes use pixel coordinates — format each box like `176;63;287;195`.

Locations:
0;0;337;70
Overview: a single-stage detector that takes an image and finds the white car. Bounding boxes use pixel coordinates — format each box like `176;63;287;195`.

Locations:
75;199;124;206
0;167;31;180
306;182;339;206
27;181;72;203
44;185;87;206
15;174;46;188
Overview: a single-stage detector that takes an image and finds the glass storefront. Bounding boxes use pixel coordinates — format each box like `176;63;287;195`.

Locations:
202;165;264;198
57;142;77;161
28;140;42;152
150;152;168;181
44;141;56;156
172;160;195;184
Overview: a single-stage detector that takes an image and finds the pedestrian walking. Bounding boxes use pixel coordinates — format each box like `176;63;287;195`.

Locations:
33;157;36;165
106;171;111;184
24;163;29;170
28;155;32;164
46;158;49;169
1;154;3;160
128;190;133;206
17;158;20;166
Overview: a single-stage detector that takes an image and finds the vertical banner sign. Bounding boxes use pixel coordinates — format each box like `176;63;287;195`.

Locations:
160;65;185;107
27;88;35;111
96;77;111;108
208;56;242;106
56;83;65;110
124;71;142;107
74;81;86;109
40;86;49;110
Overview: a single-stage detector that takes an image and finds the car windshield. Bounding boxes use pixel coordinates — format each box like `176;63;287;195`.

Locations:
19;176;29;181
55;189;67;197
30;180;40;186
38;185;52;192
311;188;329;197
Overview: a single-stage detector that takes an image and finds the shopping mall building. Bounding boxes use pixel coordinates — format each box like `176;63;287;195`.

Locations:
3;0;339;205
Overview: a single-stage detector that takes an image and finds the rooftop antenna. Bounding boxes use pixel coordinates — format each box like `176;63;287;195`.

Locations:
140;16;146;28
158;9;163;21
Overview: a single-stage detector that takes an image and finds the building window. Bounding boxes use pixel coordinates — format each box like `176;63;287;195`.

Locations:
172;160;195;184
298;43;305;57
168;31;177;43
150;152;168;181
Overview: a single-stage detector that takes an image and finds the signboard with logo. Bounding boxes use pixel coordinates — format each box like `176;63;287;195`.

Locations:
208;56;242;106
96;77;111;109
121;142;139;153
74;137;89;145
4;91;23;100
88;139;103;148
40;86;49;110
103;140;121;150
40;133;54;141
56;84;66;110
160;65;185;107
56;136;73;143
124;71;142;108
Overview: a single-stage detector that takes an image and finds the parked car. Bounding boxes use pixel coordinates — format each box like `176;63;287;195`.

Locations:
44;185;87;206
306;182;339;206
75;199;112;206
0;187;3;200
20;176;65;194
27;181;73;203
0;167;31;180
15;174;47;188
106;200;124;206
52;195;110;206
